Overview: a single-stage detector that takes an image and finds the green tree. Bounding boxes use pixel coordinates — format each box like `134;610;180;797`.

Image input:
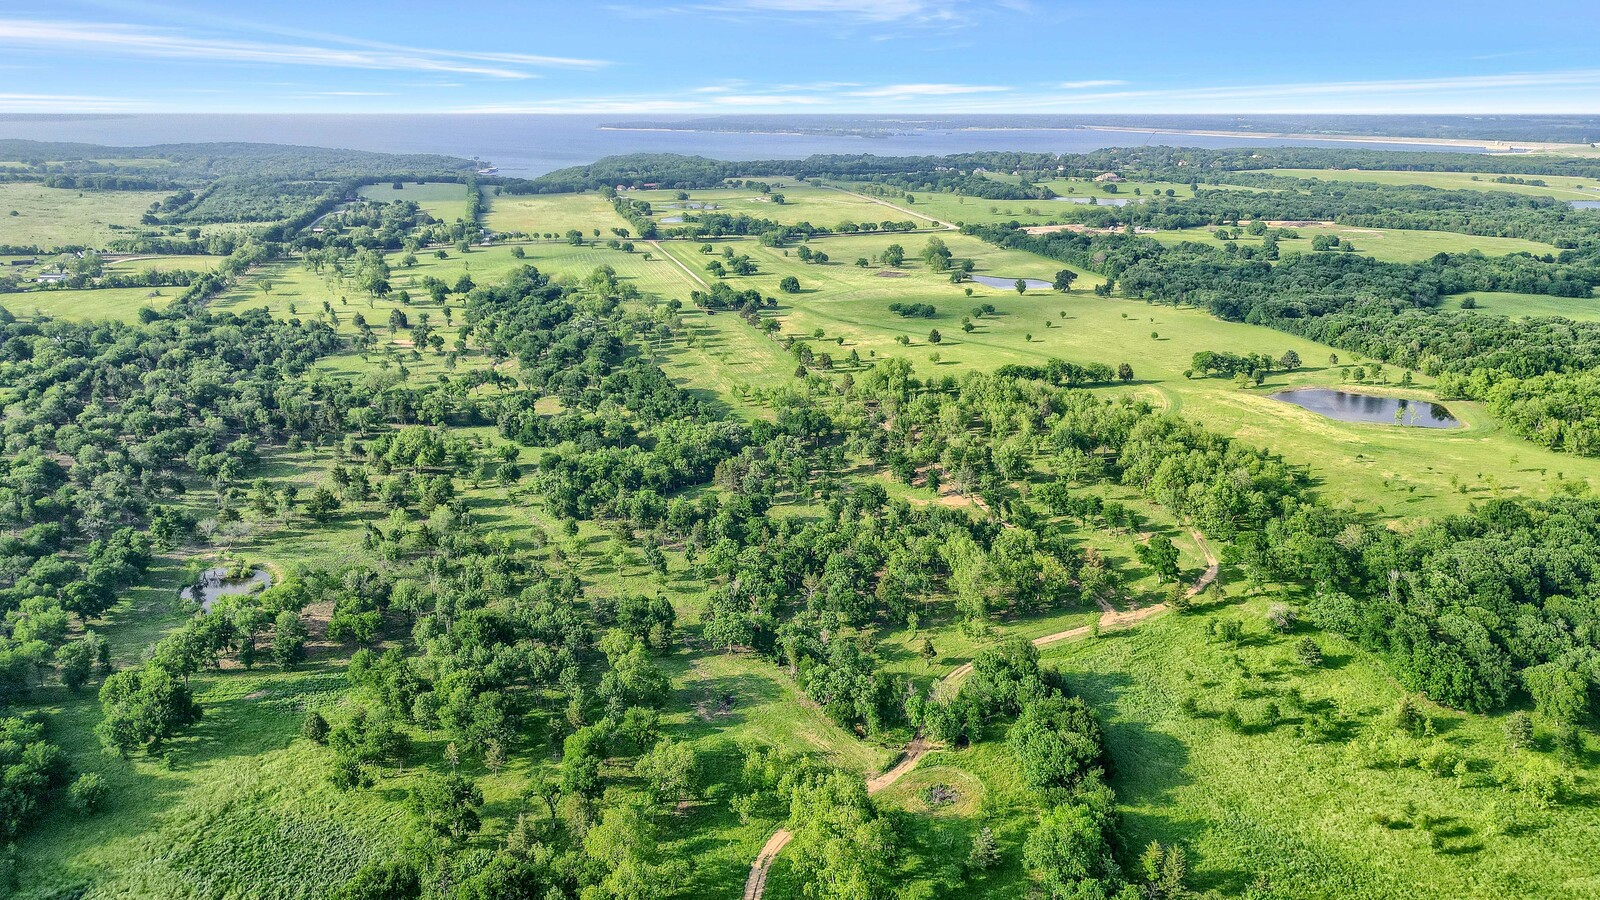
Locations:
410;772;482;841
272;610;307;670
636;737;701;804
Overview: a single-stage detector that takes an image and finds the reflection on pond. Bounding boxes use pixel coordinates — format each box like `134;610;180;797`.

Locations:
968;275;1051;290
1270;389;1460;428
180;567;273;612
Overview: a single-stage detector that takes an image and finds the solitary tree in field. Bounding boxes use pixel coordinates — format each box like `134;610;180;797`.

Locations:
1015;279;1028;295
1053;269;1077;292
1118;362;1134;383
1279;350;1301;371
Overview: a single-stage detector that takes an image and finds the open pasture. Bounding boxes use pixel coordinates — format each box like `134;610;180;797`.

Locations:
1148;224;1555;263
630;183;895;229
1446;289;1600;321
648;228;1600;515
357;181;478;223
1260;167;1600;201
1044;593;1600;900
0;183;172;249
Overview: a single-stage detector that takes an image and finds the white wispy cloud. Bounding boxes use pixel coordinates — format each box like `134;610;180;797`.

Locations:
1056;80;1126;90
614;0;973;27
845;83;1010;97
1039;69;1600;105
712;94;826;106
0;92;147;112
696;0;954;20
459;97;709;114
0;18;609;80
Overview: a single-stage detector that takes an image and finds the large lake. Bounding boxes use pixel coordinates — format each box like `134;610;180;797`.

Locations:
1270;388;1460;428
0;115;1493;177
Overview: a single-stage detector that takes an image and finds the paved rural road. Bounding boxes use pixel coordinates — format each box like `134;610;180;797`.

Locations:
742;529;1219;899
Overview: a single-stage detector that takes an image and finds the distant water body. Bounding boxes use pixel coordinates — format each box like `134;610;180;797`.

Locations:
0;115;1488;178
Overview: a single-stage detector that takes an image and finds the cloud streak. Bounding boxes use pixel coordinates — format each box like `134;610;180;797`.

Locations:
0;19;609;80
0;92;146;112
844;83;1010;97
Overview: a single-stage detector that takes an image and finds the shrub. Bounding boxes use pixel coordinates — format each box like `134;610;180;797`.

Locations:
68;773;109;814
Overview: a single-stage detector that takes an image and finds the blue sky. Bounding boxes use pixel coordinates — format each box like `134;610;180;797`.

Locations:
2;1;1598;115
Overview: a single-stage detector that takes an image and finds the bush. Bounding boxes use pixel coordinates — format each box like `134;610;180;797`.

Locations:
68;773;108;814
1295;638;1323;667
303;711;330;744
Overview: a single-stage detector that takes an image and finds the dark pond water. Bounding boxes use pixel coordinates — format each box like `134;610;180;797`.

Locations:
180;567;273;612
1573;200;1600;210
1270;389;1460;428
969;275;1051;290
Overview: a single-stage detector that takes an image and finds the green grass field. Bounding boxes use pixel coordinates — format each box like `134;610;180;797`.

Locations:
357;181;478;223
1149;224;1555;263
1447;290;1600;321
484;191;633;237
647;228;1600;516
0;183;173;249
6;285;173;321
1041;590;1600;899
631;183;896;230
1259;168;1600;202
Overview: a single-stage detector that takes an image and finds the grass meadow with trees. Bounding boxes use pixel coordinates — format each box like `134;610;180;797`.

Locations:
0;139;1596;900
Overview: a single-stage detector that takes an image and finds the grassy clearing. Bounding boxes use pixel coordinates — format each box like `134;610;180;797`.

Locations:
1041;590;1600;900
1148;224;1555;263
484;191;632;236
357;181;478;223
8;285;174;321
0;183;172;249
631;183;893;229
1259;168;1600;202
104;254;218;274
652;229;1600;516
1446;290;1600;321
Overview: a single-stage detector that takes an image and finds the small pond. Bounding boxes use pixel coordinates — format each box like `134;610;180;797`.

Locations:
1051;196;1135;207
180;567;273;612
1270;389;1460;428
660;215;683;223
1572;200;1600;210
658;202;719;210
968;275;1051;290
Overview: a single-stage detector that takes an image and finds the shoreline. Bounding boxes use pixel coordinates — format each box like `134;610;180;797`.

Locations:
597;123;1598;155
1077;124;1597;154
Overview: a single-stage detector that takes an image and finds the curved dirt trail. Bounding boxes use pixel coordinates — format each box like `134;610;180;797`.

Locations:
742;530;1218;898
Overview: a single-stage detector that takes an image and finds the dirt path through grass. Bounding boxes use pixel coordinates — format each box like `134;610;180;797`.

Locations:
742;529;1218;898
